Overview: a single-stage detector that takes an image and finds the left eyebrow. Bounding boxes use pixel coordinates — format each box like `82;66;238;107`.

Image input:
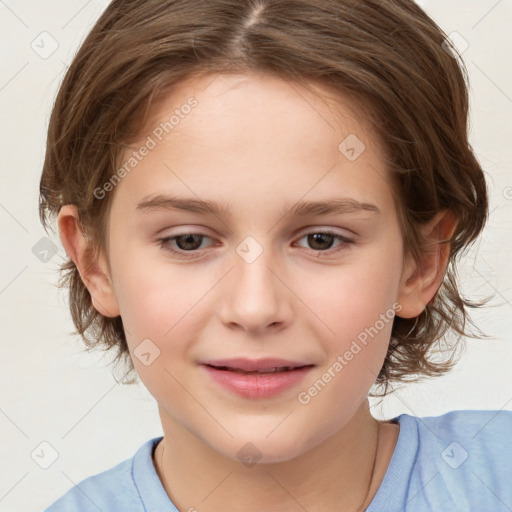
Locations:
135;194;381;217
283;198;381;217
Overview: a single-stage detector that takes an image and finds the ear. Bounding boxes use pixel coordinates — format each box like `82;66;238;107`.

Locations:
57;205;120;318
396;209;458;319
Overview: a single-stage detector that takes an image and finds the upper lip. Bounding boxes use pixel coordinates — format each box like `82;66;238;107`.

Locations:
201;358;314;371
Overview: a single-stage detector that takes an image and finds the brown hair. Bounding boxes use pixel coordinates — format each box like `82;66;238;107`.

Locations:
39;0;490;395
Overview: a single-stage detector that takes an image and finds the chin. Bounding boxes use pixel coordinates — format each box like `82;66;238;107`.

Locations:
211;428;319;467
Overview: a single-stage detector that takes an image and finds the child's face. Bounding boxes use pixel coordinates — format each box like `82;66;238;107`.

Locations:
100;71;415;462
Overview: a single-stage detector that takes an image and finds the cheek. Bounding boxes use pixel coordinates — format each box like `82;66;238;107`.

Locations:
110;239;197;334
295;267;397;430
300;248;401;341
292;245;402;402
112;259;207;402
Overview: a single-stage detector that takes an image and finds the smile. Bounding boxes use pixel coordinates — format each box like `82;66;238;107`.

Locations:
200;361;315;399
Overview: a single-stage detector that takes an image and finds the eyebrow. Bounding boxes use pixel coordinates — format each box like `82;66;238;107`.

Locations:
135;194;381;218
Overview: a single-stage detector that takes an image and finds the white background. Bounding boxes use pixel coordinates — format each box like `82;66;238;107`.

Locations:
0;1;511;510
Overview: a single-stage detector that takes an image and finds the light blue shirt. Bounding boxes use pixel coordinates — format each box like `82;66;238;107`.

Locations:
43;409;512;511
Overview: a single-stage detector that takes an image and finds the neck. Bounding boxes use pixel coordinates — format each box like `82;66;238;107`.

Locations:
153;401;391;512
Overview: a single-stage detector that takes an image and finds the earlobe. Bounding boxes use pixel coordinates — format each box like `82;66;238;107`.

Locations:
57;205;120;318
396;209;458;319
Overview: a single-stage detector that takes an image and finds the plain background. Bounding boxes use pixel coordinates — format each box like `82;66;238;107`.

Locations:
0;1;511;510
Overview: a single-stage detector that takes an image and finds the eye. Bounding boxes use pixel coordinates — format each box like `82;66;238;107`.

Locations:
158;229;353;259
295;231;353;254
158;233;214;258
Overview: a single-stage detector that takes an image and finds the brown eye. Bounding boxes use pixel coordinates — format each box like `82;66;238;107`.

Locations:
307;233;336;251
158;233;214;258
172;234;205;251
296;231;352;253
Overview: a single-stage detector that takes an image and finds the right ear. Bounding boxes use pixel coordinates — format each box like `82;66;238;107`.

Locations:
57;205;120;318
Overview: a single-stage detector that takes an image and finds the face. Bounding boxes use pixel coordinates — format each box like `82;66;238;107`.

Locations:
95;71;411;463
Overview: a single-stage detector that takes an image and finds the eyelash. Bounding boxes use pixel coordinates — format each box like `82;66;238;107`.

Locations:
157;230;353;259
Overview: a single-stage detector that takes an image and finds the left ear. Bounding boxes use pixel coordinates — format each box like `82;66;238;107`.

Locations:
396;209;458;319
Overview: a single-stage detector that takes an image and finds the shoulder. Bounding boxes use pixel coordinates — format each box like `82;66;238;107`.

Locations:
400;409;512;511
43;437;162;512
411;408;512;435
43;458;136;512
409;409;512;465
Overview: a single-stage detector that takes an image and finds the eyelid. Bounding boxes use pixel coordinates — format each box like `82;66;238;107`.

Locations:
295;225;354;238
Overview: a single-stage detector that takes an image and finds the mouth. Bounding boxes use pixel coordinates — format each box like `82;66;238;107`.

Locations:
204;364;312;374
200;358;315;399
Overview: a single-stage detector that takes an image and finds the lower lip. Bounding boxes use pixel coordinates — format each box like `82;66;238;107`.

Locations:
201;365;313;399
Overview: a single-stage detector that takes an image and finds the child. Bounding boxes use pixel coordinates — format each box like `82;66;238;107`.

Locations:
40;0;512;510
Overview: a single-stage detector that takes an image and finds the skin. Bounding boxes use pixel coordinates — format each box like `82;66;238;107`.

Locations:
58;70;457;511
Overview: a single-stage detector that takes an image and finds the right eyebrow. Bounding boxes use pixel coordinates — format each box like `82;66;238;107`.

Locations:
135;194;234;217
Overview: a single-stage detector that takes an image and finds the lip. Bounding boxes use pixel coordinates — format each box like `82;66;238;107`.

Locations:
200;358;314;399
201;357;311;371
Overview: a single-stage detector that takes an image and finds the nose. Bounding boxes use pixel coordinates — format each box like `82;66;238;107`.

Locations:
217;241;292;335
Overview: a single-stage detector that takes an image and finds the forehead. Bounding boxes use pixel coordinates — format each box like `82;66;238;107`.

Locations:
135;70;379;151
111;71;394;219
